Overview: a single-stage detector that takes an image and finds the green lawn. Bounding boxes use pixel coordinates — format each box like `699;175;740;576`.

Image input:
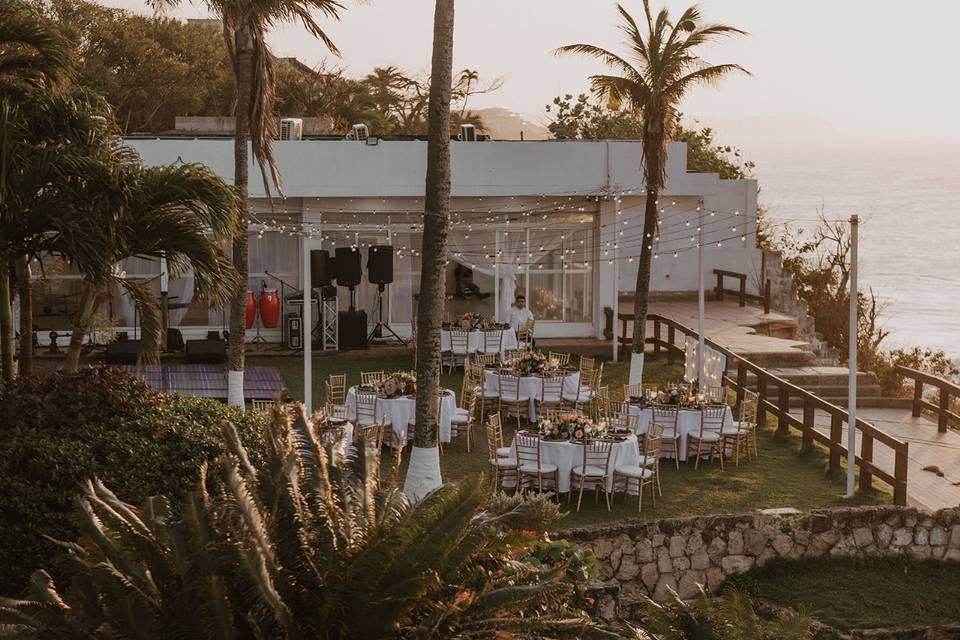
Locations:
726;555;960;629
254;350;887;529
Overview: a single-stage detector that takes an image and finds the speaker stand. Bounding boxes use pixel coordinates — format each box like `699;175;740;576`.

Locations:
367;284;406;346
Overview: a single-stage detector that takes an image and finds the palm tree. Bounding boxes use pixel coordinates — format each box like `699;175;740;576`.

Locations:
148;0;344;407
558;2;748;383
58;160;240;372
404;0;456;501
0;404;630;638
0;0;70;381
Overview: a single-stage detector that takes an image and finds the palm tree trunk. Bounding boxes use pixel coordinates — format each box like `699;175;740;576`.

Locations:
63;281;100;373
16;256;32;377
227;27;253;408
404;0;455;502
0;260;13;383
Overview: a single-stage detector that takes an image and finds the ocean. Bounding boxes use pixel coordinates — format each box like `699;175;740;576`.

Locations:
751;141;960;361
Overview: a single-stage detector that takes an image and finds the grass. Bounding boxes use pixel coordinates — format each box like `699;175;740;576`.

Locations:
725;555;960;629
255;350;887;529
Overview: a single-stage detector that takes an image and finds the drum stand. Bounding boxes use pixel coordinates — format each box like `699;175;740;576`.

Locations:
367;284;406;346
251;284;268;348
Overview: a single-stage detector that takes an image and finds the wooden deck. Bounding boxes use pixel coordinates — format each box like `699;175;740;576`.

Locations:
798;407;960;511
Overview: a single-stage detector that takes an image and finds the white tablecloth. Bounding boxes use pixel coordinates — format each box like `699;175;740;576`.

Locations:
320;421;353;456
483;369;581;421
440;327;518;356
344;386;457;444
625;405;735;461
505;434;642;493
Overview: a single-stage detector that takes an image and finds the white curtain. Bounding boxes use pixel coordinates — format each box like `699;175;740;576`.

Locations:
167;270;195;326
684;336;727;387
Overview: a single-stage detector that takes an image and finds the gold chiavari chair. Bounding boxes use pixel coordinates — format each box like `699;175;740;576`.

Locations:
579;354;596;380
652;404;681;469
689;404;727;470
360;371;385;386
472;352;498;368
547;351;571;367
515;431;558;496
614;423;662;511
503;348;523;362
704;384;726;404
536;374;564;418
729;389;759;460
570;438;614;512
516;319;535;350
451;384;479;452
623;383;644;399
326;403;350;420
355;389;381;427
443;329;471;373
498;372;530;430
486;413;517;492
251;399;273;414
326;374;347;405
481;328;504;358
356;420;386;449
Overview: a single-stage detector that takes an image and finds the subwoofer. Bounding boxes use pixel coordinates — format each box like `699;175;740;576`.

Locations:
338;309;368;350
185;338;226;364
105;340;141;364
367;245;394;285
334;247;362;287
310;249;331;286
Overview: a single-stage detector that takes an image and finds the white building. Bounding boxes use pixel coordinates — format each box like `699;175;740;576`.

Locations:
32;137;760;343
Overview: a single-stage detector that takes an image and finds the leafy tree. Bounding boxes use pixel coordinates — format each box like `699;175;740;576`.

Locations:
42;0;233;133
0;404;633;638
147;0;345;408
0;0;70;382
557;2;748;382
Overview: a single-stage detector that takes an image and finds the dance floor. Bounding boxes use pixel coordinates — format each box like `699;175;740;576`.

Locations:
121;364;285;401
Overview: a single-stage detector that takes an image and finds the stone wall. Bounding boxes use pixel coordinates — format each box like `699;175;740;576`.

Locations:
557;504;960;621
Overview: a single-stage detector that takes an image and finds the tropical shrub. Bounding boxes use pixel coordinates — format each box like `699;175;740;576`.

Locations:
0;404;633;639
0;367;267;595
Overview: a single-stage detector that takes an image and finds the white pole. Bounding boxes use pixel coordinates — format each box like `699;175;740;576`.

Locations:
612;209;620;363
697;201;706;390
846;214;859;497
302;237;312;415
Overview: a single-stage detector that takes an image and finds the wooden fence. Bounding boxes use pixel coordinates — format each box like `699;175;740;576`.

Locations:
607;311;909;505
713;269;771;313
897;365;960;433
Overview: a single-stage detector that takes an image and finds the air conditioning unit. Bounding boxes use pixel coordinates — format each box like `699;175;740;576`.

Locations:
347;123;369;141
280;118;303;141
459;124;477;141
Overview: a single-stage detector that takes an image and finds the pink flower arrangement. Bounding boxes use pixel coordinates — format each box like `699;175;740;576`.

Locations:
540;413;607;441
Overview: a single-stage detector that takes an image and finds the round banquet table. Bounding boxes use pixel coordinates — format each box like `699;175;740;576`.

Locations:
504;434;642;493
440;327;518;356
624;404;735;461
320;421;353;456
344;386;457;444
483;369;580;422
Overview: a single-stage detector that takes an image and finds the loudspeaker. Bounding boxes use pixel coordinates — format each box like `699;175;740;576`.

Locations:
105;340;141;364
286;314;302;350
310;249;331;286
334;247;362;287
185;338;226;364
338;309;368;350
367;245;394;285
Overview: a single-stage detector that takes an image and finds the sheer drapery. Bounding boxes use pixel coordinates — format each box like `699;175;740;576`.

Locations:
167;270;195;326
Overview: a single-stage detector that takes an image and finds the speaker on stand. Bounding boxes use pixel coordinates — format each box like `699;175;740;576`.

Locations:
334;247;367;350
366;245;406;346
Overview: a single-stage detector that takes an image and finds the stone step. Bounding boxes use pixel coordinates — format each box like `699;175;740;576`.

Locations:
783;395;913;409
742;368;877;387
737;350;819;368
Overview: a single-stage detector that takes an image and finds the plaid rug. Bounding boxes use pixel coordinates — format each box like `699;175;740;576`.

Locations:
121;365;285;401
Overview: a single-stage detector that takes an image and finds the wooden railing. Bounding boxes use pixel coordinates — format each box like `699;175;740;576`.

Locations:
897;365;960;433
606;311;909;505
713;269;772;314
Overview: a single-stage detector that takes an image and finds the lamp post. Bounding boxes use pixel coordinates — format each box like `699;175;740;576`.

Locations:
846;214;859;497
302;237;312;415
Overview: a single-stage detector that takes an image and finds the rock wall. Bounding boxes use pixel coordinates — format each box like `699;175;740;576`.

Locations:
557;505;960;621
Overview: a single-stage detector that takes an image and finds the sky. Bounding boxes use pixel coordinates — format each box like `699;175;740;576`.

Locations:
102;0;960;146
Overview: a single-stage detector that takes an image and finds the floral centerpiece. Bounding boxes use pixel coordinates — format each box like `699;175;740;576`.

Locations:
655;385;697;407
540;413;607;442
443;313;511;331
505;351;550;376
379;371;417;399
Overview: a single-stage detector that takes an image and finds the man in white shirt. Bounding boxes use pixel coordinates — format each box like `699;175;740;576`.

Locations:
505;294;534;332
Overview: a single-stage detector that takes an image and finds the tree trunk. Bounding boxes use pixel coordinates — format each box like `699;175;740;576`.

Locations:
404;0;455;502
63;281;101;374
0;260;12;384
16;256;32;377
629;126;664;385
227;27;253;408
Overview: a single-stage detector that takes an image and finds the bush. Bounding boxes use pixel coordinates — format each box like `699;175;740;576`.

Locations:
0;367;267;596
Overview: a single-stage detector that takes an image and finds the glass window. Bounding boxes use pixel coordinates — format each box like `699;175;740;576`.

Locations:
525;225;594;323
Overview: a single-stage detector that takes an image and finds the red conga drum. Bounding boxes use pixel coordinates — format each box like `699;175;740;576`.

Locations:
259;289;280;329
245;291;256;329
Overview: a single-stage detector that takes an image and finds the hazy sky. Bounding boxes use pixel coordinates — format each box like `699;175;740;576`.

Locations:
102;0;960;144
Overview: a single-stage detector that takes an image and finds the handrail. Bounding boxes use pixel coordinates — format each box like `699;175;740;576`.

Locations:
713;269;771;314
896;364;960;433
622;312;909;505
